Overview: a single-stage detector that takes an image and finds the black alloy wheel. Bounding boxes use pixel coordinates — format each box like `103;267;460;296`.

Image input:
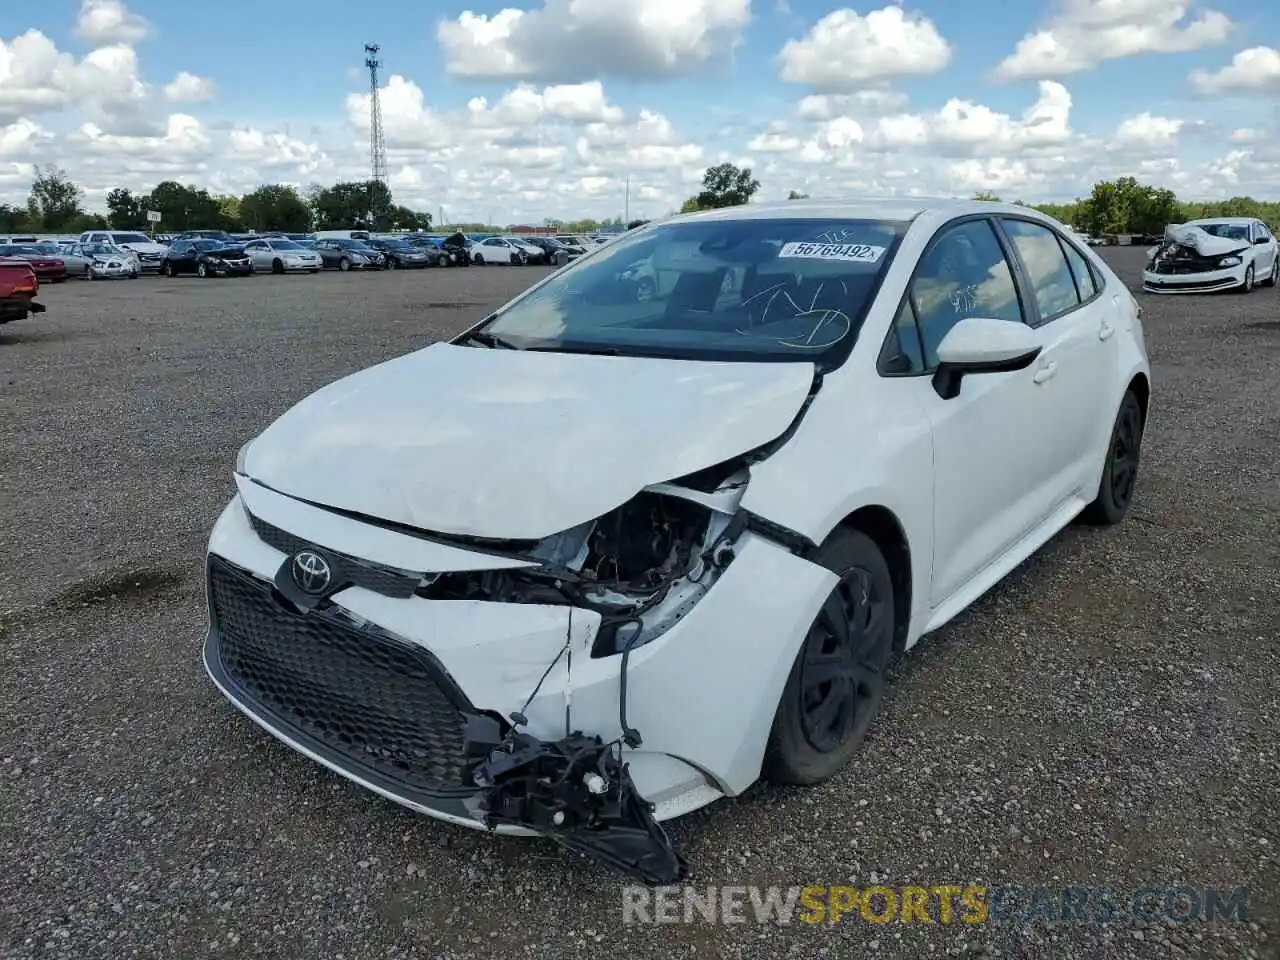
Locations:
1081;389;1144;525
763;528;895;785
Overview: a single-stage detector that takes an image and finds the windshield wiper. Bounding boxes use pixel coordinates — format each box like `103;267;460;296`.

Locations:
458;328;518;349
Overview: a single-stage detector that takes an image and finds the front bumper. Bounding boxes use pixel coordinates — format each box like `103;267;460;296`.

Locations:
1142;264;1244;294
90;263;135;278
203;483;835;876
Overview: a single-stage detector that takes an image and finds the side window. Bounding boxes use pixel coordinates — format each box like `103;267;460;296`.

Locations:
910;219;1024;369
1001;219;1081;321
1059;240;1097;301
880;298;926;374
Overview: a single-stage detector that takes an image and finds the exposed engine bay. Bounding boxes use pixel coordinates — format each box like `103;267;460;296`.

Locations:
418;463;748;657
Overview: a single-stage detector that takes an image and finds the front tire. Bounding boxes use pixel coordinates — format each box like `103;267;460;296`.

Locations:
159;261;171;277
1238;264;1254;293
338;257;350;272
1080;389;1144;525
762;528;895;786
474;254;485;265
272;259;284;275
197;263;209;278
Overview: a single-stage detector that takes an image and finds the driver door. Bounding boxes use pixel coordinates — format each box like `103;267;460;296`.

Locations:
904;218;1066;606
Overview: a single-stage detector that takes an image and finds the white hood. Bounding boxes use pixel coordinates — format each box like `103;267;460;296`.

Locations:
241;342;814;540
1163;224;1246;258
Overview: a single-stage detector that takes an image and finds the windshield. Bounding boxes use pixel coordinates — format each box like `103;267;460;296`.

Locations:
112;233;151;244
1197;222;1250;241
479;217;905;364
32;244;60;254
88;243;122;256
337;239;374;251
192;240;225;252
269;239;304;250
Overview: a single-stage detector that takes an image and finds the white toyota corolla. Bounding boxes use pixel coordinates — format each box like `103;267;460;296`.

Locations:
204;199;1151;884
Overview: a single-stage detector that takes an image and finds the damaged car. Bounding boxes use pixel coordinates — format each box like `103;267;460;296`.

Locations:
1142;217;1278;294
204;199;1152;884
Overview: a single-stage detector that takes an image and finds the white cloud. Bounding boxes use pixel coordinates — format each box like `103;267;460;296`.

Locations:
778;6;951;90
1190;47;1280;96
1114;112;1184;148
995;0;1231;80
163;71;215;102
437;0;751;81
796;90;909;121
0;30;149;125
468;81;624;128
73;0;152;46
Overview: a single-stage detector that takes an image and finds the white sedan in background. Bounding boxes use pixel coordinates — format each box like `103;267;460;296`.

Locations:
204;199;1150;886
1143;217;1278;294
241;237;323;274
58;242;140;279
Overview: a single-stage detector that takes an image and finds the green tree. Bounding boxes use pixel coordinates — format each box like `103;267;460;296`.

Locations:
787;190;810;200
0;203;34;232
386;204;432;231
972;191;1001;202
142;181;225;232
105;188;145;228
311;180;394;229
239;184;312;232
28;165;85;230
686;163;761;211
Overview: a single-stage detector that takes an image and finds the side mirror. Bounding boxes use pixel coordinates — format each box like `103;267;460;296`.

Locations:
1255;236;1270;245
932;317;1042;400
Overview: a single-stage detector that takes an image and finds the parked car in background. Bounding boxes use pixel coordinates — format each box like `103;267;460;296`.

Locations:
522;236;572;265
241;237;323;274
472;236;532;265
59;242;140;279
0;259;44;325
313;238;384;271
1143;218;1278;294
173;230;234;243
366;237;432;269
0;244;66;283
403;235;452;266
77;230;168;272
314;229;372;242
160;238;254;277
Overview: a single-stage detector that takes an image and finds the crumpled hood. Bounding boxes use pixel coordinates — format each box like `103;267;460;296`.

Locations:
1163;224;1247;258
241;342;815;541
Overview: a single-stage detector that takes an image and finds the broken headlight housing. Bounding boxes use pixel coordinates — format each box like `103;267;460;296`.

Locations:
416;464;749;657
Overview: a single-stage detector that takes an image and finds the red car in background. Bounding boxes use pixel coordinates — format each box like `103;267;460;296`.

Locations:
0;258;45;325
0;243;66;282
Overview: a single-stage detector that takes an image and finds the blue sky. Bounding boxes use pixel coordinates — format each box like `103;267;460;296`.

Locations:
2;0;1278;220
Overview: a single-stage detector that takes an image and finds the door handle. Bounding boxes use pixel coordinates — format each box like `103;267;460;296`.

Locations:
1099;319;1115;341
1032;360;1057;384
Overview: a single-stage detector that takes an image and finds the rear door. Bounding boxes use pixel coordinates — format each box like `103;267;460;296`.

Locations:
996;217;1116;500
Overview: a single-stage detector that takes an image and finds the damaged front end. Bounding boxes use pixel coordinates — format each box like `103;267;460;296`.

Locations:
1143;224;1250;293
462;716;688;885
435;463;758;884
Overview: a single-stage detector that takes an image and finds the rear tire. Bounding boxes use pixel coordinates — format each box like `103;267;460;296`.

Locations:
762;528;895;786
1080;390;1144;525
1262;258;1279;288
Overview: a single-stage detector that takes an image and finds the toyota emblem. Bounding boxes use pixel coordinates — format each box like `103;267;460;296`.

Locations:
291;550;332;595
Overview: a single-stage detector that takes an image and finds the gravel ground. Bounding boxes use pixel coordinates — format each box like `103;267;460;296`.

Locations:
1;250;1277;960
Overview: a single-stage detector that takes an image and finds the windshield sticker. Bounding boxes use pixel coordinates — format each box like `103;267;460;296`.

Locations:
778;241;886;263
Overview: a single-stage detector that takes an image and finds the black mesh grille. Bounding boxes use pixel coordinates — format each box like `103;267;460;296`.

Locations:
246;511;419;599
209;557;473;797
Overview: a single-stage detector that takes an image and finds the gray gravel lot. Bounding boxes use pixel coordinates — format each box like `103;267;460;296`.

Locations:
1;250;1278;959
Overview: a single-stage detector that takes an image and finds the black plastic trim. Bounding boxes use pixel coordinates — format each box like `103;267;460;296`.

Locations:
204;555;481;811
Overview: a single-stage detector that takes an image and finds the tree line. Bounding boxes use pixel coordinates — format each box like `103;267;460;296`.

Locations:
2;164;1274;237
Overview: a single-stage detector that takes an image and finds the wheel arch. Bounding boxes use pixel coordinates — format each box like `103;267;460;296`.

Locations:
1127;372;1150;427
831;505;912;654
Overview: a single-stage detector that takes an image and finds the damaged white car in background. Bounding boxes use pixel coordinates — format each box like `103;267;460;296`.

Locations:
204;199;1151;884
1143;217;1278;294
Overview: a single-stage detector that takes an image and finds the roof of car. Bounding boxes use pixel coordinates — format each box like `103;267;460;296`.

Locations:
676;197;1035;224
1184;217;1257;226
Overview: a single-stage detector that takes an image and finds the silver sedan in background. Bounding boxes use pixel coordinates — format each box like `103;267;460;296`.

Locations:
58;242;141;279
241;237;323;274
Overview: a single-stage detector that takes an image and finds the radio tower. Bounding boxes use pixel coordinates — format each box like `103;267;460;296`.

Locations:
364;43;388;188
